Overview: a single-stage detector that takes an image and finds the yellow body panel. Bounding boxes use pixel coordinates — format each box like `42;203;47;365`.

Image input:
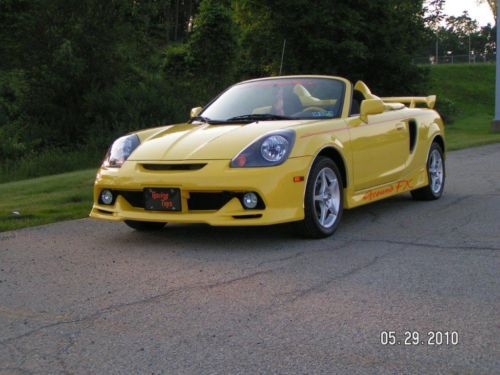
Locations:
91;157;311;225
90;75;445;226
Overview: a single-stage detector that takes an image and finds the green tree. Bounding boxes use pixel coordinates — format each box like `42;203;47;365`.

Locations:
424;0;447;32
0;0;438;179
0;0;183;155
235;0;428;94
478;23;496;55
131;0;201;45
187;0;238;92
164;0;238;106
430;12;480;56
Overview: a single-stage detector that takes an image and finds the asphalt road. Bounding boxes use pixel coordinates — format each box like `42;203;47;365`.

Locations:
1;144;499;374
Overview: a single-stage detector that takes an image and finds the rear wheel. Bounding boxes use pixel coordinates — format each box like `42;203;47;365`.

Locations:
124;220;166;231
295;157;343;238
411;142;445;200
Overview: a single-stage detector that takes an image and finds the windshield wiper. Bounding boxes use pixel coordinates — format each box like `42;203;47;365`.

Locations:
225;114;292;122
189;116;228;125
190;113;291;125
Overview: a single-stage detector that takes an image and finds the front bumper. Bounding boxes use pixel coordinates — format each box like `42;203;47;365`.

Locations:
89;157;312;226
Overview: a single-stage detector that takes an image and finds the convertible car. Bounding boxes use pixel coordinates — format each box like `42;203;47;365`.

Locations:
90;75;445;238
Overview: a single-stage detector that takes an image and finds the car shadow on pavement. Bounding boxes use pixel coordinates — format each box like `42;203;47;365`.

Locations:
104;190;471;254
104;193;428;253
113;222;303;250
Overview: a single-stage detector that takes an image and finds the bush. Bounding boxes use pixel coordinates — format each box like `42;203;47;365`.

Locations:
435;96;460;124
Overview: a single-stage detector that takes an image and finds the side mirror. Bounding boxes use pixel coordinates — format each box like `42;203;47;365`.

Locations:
190;107;203;118
360;99;385;122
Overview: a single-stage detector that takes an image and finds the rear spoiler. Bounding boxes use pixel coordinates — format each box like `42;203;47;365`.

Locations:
381;95;436;109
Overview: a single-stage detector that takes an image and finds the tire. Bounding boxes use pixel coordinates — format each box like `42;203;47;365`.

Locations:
124;220;166;231
411;142;445;201
295;157;344;238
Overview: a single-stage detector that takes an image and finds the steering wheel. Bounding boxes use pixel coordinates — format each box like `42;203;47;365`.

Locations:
301;106;326;113
292;106;327;117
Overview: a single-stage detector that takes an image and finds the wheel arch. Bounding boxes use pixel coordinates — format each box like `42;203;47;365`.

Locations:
432;134;445;155
309;146;348;188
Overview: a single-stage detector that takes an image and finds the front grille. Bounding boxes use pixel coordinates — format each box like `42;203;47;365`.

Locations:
114;190;234;211
141;163;206;171
188;192;233;211
118;191;144;208
107;190;265;212
188;192;265;211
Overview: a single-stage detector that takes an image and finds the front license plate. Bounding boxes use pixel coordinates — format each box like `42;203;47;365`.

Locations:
144;188;181;211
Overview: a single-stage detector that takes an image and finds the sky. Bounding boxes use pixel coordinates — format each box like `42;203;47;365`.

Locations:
443;0;495;26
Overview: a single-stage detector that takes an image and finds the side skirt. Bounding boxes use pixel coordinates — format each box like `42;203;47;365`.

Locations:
344;167;428;209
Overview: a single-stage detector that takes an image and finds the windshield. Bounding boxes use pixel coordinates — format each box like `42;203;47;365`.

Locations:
200;78;345;122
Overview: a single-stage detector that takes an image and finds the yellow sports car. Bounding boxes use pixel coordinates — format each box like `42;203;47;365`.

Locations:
90;75;445;238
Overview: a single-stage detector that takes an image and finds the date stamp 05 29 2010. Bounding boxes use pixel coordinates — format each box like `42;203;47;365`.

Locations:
380;331;459;346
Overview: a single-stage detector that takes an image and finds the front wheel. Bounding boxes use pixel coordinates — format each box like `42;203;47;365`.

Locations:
124;220;166;231
411;142;445;200
295;157;344;238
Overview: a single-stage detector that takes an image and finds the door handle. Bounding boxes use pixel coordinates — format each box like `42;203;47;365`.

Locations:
395;123;405;131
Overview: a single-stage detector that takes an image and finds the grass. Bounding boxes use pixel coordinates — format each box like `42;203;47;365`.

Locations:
0;169;95;232
429;63;500;150
0;148;102;184
0;63;498;232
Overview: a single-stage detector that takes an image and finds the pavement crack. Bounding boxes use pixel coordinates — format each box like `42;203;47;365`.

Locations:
246;240;352;271
346;238;500;252
0;267;281;346
206;268;277;289
279;247;402;305
257;251;305;267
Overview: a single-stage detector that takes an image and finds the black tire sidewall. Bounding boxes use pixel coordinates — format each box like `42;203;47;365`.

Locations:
426;143;445;198
304;157;344;237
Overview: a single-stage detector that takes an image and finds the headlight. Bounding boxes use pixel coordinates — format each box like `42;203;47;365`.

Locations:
102;134;140;168
230;130;295;168
261;135;289;162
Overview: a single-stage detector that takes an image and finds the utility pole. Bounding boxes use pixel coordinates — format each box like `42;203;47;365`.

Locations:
493;0;500;132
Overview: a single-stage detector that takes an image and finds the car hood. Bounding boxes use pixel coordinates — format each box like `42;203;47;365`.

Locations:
128;120;313;161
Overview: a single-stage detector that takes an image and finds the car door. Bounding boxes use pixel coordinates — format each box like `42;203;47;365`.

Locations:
347;111;409;191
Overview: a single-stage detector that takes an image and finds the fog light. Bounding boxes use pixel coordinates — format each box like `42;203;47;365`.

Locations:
101;189;114;205
242;192;258;209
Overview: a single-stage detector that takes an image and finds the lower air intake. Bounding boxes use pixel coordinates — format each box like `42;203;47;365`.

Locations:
141;163;206;171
